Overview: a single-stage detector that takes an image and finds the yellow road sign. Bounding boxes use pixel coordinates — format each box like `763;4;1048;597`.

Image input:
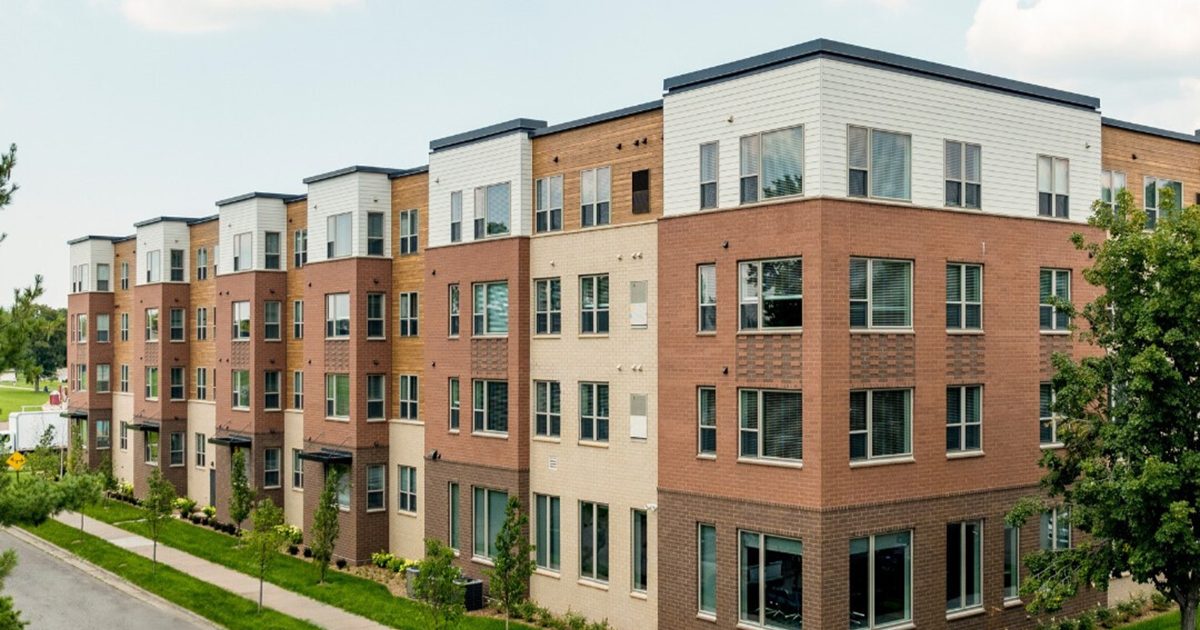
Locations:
6;452;26;471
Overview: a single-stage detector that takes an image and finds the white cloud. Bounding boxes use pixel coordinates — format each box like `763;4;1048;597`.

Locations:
116;0;358;33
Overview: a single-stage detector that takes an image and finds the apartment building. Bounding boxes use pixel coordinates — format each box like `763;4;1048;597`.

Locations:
65;38;1200;630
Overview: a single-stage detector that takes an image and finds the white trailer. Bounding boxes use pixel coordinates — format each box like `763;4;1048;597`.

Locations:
3;409;68;452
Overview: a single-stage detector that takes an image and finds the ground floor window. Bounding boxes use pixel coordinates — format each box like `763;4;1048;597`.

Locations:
699;524;717;616
632;509;648;593
579;500;609;582
448;482;460;551
740;531;803;629
535;494;561;571
850;531;912;629
1004;524;1020;601
473;487;507;559
946;520;982;613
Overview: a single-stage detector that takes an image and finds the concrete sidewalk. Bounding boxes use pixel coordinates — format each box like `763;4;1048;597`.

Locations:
51;512;387;630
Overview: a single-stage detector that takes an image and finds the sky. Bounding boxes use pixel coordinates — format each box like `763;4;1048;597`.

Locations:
3;0;1199;308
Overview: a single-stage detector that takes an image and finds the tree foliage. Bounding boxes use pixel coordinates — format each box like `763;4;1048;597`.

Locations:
310;467;341;584
484;496;535;628
0;143;15;245
1008;187;1200;630
144;467;176;566
58;473;101;532
229;449;253;533
0;550;26;629
412;538;464;630
24;426;59;479
244;498;286;611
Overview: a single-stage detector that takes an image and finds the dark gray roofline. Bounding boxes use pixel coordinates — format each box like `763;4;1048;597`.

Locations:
429;118;547;152
215;191;304;207
302;165;404;185
1102;117;1200;145
132;216;199;228
286;194;308;203
663;38;1100;110
388;165;430;179
66;235;131;245
188;214;219;225
533;100;663;138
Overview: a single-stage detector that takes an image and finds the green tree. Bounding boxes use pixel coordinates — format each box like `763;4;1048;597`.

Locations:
412;539;464;630
66;420;88;477
229;449;253;534
0;143;16;245
309;467;341;584
0;277;45;378
144;467;176;567
1008;187;1200;630
21;306;65;391
485;496;535;629
58;473;101;532
0;550;26;629
24;426;59;479
243;498;286;611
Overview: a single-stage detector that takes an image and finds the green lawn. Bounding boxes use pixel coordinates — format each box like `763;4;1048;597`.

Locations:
0;384;50;418
22;519;320;630
1123;611;1198;629
87;499;146;523
83;505;523;630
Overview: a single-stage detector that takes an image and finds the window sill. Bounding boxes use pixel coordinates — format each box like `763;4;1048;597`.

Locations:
365;418;387;423
533;334;562;340
534;568;560;580
232;339;249;343
578;440;610;449
233;407;250;412
736;328;802;336
630;590;648;601
1039;330;1071;336
398;509;418;518
325;417;350;423
472;431;509;440
851;328;915;335
696;453;716;461
736;457;802;470
696;612;717;623
946;329;984;335
366;508;386;514
145;462;159;467
448;429;461;435
470;335;509;340
292;487;304;493
1040;442;1064;450
532;436;561;444
366;337;386;342
264;408;282;413
696;331;717;337
946;450;984;460
577;578;609;592
1004;598;1024;609
849;455;914;468
96;446;111;451
324;337;350;342
470;556;495;568
578;333;610;339
396;419;424;426
195;466;207;471
263;485;281;491
946;606;985;621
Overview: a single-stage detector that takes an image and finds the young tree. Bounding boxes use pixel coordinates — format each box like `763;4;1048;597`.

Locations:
25;425;58;479
485;496;535;628
309;467;342;584
412;539;465;630
1008;187;1200;630
58;473;101;531
143;467;176;567
243;498;286;611
228;449;253;534
66;420;88;477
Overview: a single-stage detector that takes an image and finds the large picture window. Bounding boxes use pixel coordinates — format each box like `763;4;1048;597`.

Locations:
579;500;609;582
740;126;803;204
850;389;912;461
739;389;802;461
473;380;508;434
850;258;912;329
848;126;912;201
946;521;982;613
850;531;912;629
740;531;803;629
739;258;802;330
472;487;508;559
474;182;511;238
473;282;508;335
535;494;561;571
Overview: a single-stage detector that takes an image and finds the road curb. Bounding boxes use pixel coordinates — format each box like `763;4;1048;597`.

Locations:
4;524;218;629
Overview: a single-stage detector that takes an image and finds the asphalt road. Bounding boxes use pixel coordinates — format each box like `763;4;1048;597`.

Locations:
0;528;213;629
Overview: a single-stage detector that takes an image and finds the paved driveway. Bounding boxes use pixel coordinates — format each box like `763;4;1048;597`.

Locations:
0;528;213;629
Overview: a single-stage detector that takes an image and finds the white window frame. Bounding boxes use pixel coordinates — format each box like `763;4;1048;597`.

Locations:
196;307;208;341
293;229;308;268
169;431;185;467
399;292;418;337
231;370;250;409
144;366;159;400
739;125;805;204
325;373;350;419
472;486;508;559
579;381;609;443
1003;524;1021;602
472;379;508;435
196;367;208;401
535;493;561;571
473;182;511;238
399;208;418;254
263;447;281;489
292;448;304;489
292;370;304;410
946;520;983;614
448;284;460;337
578;500;609;583
366;293;386;339
699;142;718;210
264;370;281;410
579;274;609;335
327;212;352;258
738;388;803;462
366;373;386;420
698;264;716;332
263;301;281;341
850;531;913;629
472;282;508;336
534;278;561;335
1037;155;1070;218
946;263;983;331
397;465;417;513
232;301;250;340
944;140;982;209
367;211;385;256
738;258;803;331
848;126;913;202
580;166;611;228
449;190;463;243
169;366;185;401
365;464;386;511
325;293;350;339
264;231;281;270
534;380;561;438
850;258;913;330
292;300;303;339
145;308;159;342
1041;507;1071;551
233;232;252;272
946;385;983;454
398;374;418;421
195;432;207;468
535;175;563;233
1039;268;1071;332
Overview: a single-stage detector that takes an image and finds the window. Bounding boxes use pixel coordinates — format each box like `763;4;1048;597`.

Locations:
579;275;609;334
293;229;308;268
1039;269;1071;332
366;293;386;339
232;301;250;340
325;293;350;338
399;292;418;336
472;487;508;558
535;494;561;570
96;314;110;343
169;432;184;466
848;126;912;201
167;249;184;282
145;308;159;341
195;433;206;467
398;374;418;420
393;208;417;255
96;263;111;291
534;278;561;335
698;265;716;332
946;264;982;330
233;232;251;271
739;389;802;461
698;387;717;455
325;373;350;418
120;262;129;290
119;364;129;393
450;191;463;243
292;301;303;339
120;313;129;341
95;419;111;448
332;464;350;510
535;175;563;233
196;307;208;340
1144;176;1184;229
264;231;281;269
850;258;912;329
850;531;912;629
169;308;185;341
581;167;612;227
473;380;508;434
740;531;803;629
632;169;651;214
534;381;561;438
292;449;304;489
195;248;208;280
700;142;718;209
96;364;111;393
946;521;983;613
945;141;982;208
120;421;128;450
145;429;159;465
144;367;159;400
292;371;303;409
77;314;88;343
448;284;460;336
264;371;281;410
169;367;185;400
367;211;385;256
231;370;249;409
261;448;280;488
1041;507;1071;551
367;374;386;420
1039;382;1061;446
946;386;982;453
850;389;912;461
739;258;802;330
448;378;460;431
327;212;351;258
473;282;509;335
699;524;717;617
1004;525;1020;601
630;509;649;593
74;364;87;392
448;482;460;550
195;367;208;400
474;182;511;237
145;249;161;283
579;382;609;442
1100;170;1126;211
740;126;804;204
1037;156;1070;218
398;465;417;513
579;500;609;582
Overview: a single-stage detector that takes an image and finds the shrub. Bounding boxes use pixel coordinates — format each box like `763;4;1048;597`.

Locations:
1150;591;1170;611
564;610;588;630
202;505;217;519
287;544;299;555
275;524;303;546
335;558;348;570
371;551;394;569
189;514;201;524
174;497;197;518
303;547;313;559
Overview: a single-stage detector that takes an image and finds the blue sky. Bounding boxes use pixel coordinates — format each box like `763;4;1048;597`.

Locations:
4;0;1198;307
